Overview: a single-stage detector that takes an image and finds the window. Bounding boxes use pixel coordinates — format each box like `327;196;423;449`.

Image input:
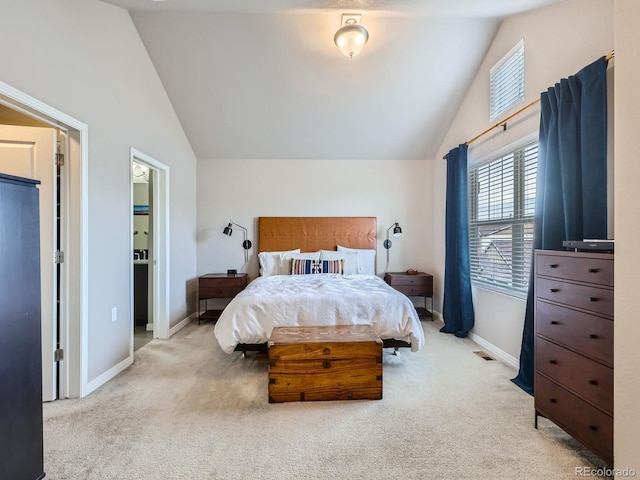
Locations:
490;40;525;121
468;142;538;295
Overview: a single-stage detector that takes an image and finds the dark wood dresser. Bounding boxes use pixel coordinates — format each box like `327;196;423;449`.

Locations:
534;249;613;465
0;174;45;480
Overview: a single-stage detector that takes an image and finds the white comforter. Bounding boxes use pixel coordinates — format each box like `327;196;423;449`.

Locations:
213;274;425;353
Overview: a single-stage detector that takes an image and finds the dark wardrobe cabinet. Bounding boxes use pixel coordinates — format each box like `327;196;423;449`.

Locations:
0;174;45;480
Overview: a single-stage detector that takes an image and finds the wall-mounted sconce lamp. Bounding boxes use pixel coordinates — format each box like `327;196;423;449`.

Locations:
223;221;252;264
334;13;369;59
383;222;403;262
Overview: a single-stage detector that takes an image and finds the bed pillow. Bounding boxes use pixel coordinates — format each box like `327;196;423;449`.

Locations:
289;251;322;261
258;249;300;277
281;251;321;275
320;250;358;275
337;246;376;275
290;258;343;275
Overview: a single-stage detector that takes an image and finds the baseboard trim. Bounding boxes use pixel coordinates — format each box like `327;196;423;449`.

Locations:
468;332;518;369
169;311;198;337
84;312;198;396
85;355;134;396
424;311;518;369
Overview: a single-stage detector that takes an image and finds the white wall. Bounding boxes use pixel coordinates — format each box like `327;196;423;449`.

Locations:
197;158;435;303
0;0;197;392
433;0;614;361
614;0;640;471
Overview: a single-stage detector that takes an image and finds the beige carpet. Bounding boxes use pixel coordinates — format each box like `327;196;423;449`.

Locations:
43;320;610;479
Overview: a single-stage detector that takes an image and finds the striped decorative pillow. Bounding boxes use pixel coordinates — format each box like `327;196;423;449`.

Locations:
323;259;343;274
290;259;343;275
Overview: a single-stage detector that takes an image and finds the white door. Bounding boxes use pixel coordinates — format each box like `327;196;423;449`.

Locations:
0;125;57;402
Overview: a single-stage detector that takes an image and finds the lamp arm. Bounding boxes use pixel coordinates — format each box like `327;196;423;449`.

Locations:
230;222;252;262
231;222;247;232
383;222;401;262
383;224;393;263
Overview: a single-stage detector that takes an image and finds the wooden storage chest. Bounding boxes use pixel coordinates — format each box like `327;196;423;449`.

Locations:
534;249;613;465
268;325;383;403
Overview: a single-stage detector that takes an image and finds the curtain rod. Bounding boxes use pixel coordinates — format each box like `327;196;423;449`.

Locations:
442;50;614;160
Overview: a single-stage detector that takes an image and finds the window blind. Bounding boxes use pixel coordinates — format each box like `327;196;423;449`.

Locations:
490;40;525;121
468;142;538;295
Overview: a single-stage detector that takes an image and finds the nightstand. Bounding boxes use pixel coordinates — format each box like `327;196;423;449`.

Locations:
384;272;433;319
198;273;248;323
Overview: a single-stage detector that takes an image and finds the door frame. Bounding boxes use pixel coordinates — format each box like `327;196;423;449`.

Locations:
130;148;170;341
0;80;89;398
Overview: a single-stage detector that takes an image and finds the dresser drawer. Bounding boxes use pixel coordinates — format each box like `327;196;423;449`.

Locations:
385;273;431;287
536;300;612;364
391;284;431;296
384;273;433;297
536;254;613;286
200;286;244;299
536;337;612;414
535;374;612;464
536;277;613;317
199;274;248;299
200;276;246;288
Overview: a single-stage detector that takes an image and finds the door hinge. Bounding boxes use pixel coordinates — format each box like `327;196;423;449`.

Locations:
55;153;65;166
54;251;65;264
54;348;64;362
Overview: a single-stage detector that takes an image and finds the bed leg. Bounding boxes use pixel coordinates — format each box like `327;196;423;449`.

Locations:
393;347;399;356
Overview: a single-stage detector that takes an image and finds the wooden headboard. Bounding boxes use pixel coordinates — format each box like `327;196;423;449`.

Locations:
258;217;377;253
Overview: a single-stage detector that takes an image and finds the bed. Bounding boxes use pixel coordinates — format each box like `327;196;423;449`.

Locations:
213;217;425;355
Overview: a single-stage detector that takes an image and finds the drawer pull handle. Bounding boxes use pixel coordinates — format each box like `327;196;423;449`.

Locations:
549;264;559;269
588;380;598;385
589;334;599;339
323;360;330;369
589;425;598;431
323;348;331;354
550;288;560;293
550;321;559;325
549;360;558;365
549;398;557;403
588;268;599;273
589;297;598;302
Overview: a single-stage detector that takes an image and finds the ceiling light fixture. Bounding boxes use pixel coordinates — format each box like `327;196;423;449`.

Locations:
334;14;369;59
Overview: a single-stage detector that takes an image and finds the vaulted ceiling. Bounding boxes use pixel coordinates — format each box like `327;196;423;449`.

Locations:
100;0;564;160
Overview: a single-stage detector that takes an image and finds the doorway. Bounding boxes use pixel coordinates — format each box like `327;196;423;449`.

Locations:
132;161;153;350
130;148;170;350
0;81;88;399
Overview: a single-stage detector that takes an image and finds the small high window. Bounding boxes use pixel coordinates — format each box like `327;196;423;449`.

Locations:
490;39;525;121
